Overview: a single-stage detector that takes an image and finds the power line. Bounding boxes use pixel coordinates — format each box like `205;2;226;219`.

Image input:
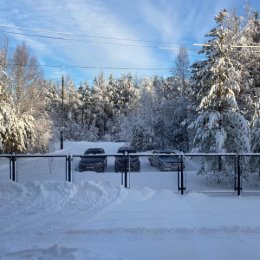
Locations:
0;24;179;45
7;63;171;71
0;27;200;52
2;24;260;53
0;30;161;49
4;29;259;53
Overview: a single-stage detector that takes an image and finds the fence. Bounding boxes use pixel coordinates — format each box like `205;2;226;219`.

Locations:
0;153;260;196
0;154;72;182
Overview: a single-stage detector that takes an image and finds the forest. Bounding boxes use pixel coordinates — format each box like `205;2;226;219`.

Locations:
0;7;260;165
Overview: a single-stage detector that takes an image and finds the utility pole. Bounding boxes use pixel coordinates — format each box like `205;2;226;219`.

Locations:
60;75;64;149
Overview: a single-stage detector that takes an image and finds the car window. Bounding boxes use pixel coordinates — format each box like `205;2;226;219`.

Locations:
117;148;136;153
84;149;105;154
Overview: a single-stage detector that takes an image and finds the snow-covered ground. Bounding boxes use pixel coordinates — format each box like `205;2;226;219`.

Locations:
1;141;260;260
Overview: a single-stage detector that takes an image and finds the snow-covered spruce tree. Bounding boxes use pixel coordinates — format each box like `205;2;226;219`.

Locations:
166;47;191;152
251;108;260;153
130;76;162;151
64;80;83;140
112;74;140;143
130;73;190;151
42;79;64;145
227;8;260;123
76;80;96;140
250;105;260;172
91;72;109;139
191;9;250;180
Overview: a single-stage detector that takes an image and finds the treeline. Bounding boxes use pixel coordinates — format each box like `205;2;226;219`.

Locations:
0;5;260;175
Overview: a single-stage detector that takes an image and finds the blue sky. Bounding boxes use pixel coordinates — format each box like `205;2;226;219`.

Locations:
1;0;260;86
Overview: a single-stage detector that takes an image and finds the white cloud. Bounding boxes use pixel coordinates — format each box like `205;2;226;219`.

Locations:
1;0;164;81
1;0;260;84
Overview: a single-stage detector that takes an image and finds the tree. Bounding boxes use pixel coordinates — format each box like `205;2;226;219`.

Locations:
9;42;42;104
0;68;35;153
129;76;161;150
78;80;92;127
6;42;52;152
250;104;260;172
227;8;260;123
91;72;109;139
251;107;260;153
172;46;190;90
191;9;250;179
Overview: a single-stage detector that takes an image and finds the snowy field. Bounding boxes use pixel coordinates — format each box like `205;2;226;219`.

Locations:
1;141;260;260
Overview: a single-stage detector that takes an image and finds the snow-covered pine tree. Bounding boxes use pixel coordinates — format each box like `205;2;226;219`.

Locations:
191;9;250;180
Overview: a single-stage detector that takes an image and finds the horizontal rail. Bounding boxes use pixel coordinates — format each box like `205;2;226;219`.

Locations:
0;154;68;158
2;153;260;158
1;152;259;196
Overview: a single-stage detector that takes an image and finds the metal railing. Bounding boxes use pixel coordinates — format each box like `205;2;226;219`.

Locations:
1;154;72;182
1;153;259;196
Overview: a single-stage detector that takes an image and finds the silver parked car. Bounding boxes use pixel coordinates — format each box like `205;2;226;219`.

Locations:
148;149;182;171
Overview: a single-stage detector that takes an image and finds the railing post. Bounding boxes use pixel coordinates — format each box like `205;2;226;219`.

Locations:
177;155;185;195
123;154;130;189
67;155;72;182
177;165;180;190
124;154;127;188
120;153;130;189
234;155;237;191
180;155;185;195
9;156;12;180
65;156;68;181
235;154;242;196
120;154;125;186
121;172;124;186
10;153;16;182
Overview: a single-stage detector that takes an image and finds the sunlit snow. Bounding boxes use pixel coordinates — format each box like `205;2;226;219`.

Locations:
0;141;260;260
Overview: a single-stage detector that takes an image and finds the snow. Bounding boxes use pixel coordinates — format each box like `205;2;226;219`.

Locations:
1;141;260;260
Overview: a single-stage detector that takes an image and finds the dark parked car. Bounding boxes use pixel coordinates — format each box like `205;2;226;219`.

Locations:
148;149;182;171
79;148;107;172
114;146;140;172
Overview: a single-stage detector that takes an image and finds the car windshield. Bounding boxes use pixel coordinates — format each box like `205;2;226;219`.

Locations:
117;147;136;154
84;149;105;154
